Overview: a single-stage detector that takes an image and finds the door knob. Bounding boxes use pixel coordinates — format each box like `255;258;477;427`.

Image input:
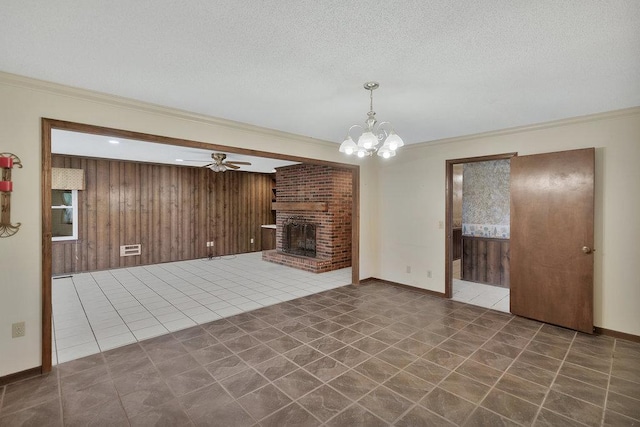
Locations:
582;246;592;254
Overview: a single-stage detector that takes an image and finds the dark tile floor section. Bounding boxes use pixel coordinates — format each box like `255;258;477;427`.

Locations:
1;281;639;426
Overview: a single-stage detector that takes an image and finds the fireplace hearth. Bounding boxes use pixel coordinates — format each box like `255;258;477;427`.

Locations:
282;217;316;258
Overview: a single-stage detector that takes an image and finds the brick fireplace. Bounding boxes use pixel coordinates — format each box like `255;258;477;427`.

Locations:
262;164;352;273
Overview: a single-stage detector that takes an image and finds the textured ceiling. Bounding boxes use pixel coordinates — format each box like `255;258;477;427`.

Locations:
2;1;639;145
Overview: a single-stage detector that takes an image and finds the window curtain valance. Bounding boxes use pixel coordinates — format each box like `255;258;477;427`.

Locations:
52;168;85;190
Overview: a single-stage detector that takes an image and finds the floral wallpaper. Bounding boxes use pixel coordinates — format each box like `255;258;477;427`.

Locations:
462;159;510;238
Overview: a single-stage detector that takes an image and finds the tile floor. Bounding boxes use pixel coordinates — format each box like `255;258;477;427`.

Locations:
451;259;510;313
2;281;639;426
52;252;351;364
452;279;510;313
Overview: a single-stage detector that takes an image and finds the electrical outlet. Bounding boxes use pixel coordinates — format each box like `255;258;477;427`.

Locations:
250;238;254;244
406;265;411;273
427;270;432;278
438;221;444;229
12;321;25;338
206;242;210;247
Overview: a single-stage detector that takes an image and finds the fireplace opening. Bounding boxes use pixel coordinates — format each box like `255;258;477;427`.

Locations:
282;217;316;258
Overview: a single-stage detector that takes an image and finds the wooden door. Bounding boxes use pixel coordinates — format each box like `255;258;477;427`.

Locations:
510;148;595;333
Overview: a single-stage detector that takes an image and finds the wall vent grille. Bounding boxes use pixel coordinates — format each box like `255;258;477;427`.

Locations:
120;244;141;257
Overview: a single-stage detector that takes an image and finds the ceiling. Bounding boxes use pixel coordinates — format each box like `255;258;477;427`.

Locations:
51;129;298;173
2;1;639;146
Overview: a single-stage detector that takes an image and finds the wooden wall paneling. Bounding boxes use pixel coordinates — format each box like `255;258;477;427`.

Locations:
216;172;223;254
211;172;219;255
83;158;94;272
229;173;237;253
231;172;237;253
243;173;251;252
242;173;250;252
210;172;217;256
247;175;253;250
134;162;142;267
175;166;184;260
182;168;191;260
117;161;126;267
139;163;150;265
452;228;462;260
197;168;208;258
124;161;136;267
159;165;170;262
486;242;500;285
95;160;110;271
109;161;120;268
190;168;198;259
223;172;230;255
151;165;161;264
170;166;179;261
462;240;472;281
501;241;510;287
51;156;276;274
462;236;510;287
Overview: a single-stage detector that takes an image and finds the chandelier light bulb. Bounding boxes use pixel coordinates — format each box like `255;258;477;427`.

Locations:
339;136;358;155
358;131;378;150
385;131;404;152
357;150;365;158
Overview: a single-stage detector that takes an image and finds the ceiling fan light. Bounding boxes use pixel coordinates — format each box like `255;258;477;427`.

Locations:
358;131;378;150
356;149;366;158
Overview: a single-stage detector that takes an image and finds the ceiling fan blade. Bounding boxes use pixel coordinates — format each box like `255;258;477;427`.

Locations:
225;161;252;165
201;163;213;168
224;163;241;170
183;159;213;162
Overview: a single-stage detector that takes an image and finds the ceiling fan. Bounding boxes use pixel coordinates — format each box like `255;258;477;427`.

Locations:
189;153;251;172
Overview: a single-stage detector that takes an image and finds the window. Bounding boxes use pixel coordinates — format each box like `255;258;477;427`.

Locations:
52;189;78;241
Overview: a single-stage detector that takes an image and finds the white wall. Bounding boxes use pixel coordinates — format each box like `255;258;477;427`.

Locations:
0;73;376;376
377;108;640;336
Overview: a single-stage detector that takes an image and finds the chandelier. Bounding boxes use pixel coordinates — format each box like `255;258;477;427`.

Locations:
339;81;404;158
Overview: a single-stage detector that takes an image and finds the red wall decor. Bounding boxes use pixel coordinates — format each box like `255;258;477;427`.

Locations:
0;153;22;238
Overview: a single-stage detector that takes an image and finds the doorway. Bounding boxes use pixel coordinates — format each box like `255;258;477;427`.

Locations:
445;153;517;307
41;119;361;372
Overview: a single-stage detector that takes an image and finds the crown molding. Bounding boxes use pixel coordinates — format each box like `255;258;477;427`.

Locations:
407;106;640;150
0;71;337;148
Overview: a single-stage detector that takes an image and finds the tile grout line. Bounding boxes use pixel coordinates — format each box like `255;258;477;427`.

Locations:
600;339;616;427
530;328;578;425
86;272;140;354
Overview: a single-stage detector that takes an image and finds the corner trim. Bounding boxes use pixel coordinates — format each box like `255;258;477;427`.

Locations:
0;71;338;149
407;106;640;148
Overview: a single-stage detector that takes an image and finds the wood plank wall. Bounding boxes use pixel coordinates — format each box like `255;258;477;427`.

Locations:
452;228;462;260
52;155;274;274
462;236;510;287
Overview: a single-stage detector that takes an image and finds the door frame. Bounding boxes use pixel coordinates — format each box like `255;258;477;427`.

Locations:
41;118;361;373
444;152;517;298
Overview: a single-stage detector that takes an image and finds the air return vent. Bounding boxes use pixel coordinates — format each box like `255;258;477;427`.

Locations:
120;244;141;257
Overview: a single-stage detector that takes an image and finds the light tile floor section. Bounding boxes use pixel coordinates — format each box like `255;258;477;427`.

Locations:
52;252;351;364
452;279;510;313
